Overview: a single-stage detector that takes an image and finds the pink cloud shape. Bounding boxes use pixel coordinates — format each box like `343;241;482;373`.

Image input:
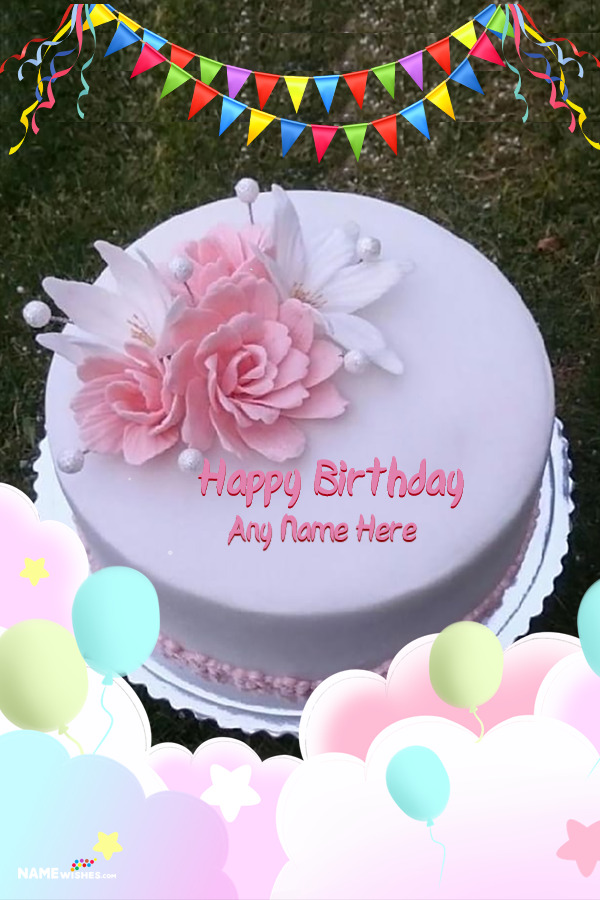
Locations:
0;484;88;631
536;651;600;755
148;737;300;900
301;633;580;760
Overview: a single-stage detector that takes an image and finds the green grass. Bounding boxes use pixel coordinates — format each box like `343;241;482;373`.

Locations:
0;1;599;759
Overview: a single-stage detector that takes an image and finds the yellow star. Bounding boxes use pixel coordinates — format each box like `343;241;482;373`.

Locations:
19;557;49;587
93;831;122;861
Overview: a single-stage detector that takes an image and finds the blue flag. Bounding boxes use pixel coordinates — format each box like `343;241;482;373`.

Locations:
314;75;339;112
474;4;496;27
281;119;306;156
400;100;430;140
449;58;484;94
143;29;167;51
219;97;246;135
104;23;140;58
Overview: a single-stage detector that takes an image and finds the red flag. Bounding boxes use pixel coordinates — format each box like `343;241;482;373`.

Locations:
171;43;195;69
189;81;218;119
254;71;279;109
427;37;451;75
312;125;337;162
372;114;397;154
470;32;506;67
131;44;165;79
343;70;369;108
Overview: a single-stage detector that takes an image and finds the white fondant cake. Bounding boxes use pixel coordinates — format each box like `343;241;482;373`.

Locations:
40;188;554;705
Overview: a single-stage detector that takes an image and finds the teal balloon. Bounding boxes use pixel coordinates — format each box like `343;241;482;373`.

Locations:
72;567;160;683
386;746;450;826
578;579;600;676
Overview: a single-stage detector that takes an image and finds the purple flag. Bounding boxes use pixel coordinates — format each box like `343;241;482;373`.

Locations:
227;65;251;99
398;51;424;90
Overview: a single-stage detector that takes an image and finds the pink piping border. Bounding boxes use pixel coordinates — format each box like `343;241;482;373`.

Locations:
78;504;539;701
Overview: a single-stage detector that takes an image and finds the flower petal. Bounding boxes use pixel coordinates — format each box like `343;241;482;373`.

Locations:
286;381;348;419
36;331;121;367
241;418;306;462
95;241;171;339
279;298;314;353
303;227;357;295
271;184;306;289
42;277;131;350
304;339;342;387
121;422;179;465
318;259;406;313
326;312;403;374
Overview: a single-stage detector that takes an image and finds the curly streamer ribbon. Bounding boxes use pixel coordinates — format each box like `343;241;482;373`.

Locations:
429;826;446;885
32;5;86;133
517;4;600;71
78;5;97;118
0;4;74;74
501;5;529;121
17;5;79;81
93;686;114;755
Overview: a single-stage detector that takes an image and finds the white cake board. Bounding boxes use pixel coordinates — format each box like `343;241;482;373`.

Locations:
33;419;574;738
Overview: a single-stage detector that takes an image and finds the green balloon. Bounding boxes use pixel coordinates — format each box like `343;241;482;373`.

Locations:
0;620;88;733
429;622;503;711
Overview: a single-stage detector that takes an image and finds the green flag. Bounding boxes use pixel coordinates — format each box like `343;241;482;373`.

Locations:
344;123;368;161
372;62;396;97
200;56;222;85
488;7;515;37
161;65;193;98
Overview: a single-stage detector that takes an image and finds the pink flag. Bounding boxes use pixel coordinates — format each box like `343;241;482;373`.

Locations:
131;43;165;79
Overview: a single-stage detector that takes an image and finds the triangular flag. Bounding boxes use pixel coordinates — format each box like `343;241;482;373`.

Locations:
426;82;455;119
488;7;514;38
171;44;195;69
471;32;506;67
219;97;246;134
314;75;339;112
312;125;337;162
227;65;252;99
343;123;368;161
285;76;308;112
143;29;166;51
372;114;397;154
118;13;140;31
398;51;424;90
451;21;478;50
189;81;218;119
161;64;193;99
426;37;451;75
131;44;165;79
104;23;140;57
401;101;430;140
83;4;116;31
200;56;222;85
449;58;484;94
281;119;305;156
247;109;275;144
255;72;279;109
474;4;496;27
343;70;369;108
371;62;396;97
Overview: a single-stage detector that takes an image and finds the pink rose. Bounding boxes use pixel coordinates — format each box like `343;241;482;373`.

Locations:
71;344;185;465
170;224;273;302
165;276;347;462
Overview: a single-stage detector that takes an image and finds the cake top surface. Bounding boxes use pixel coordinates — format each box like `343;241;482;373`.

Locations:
43;188;554;618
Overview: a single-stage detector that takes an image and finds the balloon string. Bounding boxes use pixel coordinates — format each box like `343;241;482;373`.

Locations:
63;728;84;755
429;825;446;884
93;686;114;754
472;707;485;742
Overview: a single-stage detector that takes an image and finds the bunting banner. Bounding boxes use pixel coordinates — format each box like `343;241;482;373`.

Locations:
2;4;599;158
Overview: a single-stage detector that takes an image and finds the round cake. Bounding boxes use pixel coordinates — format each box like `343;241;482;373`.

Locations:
39;185;554;705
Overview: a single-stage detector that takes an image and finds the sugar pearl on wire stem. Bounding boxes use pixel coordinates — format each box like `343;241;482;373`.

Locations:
168;256;194;302
57;449;89;474
177;448;204;474
235;178;260;225
357;236;381;262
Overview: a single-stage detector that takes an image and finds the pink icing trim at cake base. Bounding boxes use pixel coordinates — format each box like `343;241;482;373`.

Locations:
76;503;539;702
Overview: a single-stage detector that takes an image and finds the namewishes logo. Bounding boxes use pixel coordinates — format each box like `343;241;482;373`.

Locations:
18;857;116;881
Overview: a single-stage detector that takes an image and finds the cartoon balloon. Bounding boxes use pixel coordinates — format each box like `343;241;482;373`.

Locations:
0;619;88;733
72;566;160;684
577;580;600;677
429;622;503;738
386;745;450;826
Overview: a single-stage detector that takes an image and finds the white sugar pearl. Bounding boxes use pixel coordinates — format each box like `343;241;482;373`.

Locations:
22;300;52;328
57;449;85;474
235;177;260;205
168;256;194;283
357;236;381;262
178;448;204;473
342;220;360;241
343;349;369;375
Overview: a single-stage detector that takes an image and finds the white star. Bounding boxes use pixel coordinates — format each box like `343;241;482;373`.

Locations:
200;764;261;822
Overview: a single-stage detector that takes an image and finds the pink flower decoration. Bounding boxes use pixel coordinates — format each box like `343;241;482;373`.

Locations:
165;275;347;462
72;344;185;465
173;224;273;301
557;820;600;877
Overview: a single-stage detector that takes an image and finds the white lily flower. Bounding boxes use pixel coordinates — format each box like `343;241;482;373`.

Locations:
37;240;174;365
258;185;411;374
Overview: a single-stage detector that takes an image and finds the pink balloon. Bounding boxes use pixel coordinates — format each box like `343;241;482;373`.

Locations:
536;651;600;752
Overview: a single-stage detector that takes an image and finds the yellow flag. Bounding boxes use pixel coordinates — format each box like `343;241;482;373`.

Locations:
451;21;477;49
118;13;141;31
82;5;116;31
426;83;455;119
285;76;308;112
247;109;275;144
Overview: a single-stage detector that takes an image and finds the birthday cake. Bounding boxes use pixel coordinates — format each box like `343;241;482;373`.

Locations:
36;183;554;705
